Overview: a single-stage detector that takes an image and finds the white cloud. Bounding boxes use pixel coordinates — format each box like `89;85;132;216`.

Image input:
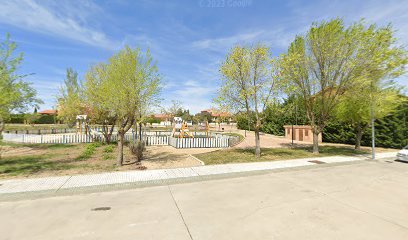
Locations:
192;31;264;51
184;80;201;87
191;27;303;55
287;0;408;45
0;0;116;49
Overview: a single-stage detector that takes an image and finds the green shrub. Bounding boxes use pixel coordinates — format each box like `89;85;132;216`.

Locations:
76;142;101;160
7;114;26;123
102;153;113;160
33;115;56;124
128;140;146;162
104;145;114;153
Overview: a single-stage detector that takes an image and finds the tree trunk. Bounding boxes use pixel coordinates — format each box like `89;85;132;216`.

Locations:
355;126;363;150
255;128;261;158
0;116;3;160
0;115;4;135
312;130;319;154
139;122;142;141
117;129;125;166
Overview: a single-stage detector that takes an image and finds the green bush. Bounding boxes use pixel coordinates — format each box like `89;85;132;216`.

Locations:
102;153;113;160
7;114;26;123
145;117;161;124
33;115;56;124
323;100;408;149
128;140;146;162
76;142;101;160
104;145;114;153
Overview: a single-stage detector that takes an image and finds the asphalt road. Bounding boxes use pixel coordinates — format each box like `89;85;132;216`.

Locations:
1;159;408;240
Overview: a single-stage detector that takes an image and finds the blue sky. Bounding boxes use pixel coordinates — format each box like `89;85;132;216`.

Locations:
1;0;407;113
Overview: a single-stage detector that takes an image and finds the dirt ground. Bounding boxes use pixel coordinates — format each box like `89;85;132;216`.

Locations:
0;143;214;179
0;126;394;179
140;146;216;169
229;128;394;153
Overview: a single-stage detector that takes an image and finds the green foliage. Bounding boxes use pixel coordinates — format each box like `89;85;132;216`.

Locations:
25;113;40;124
145;116;161;124
103;145;114;153
76;142;101;160
57;68;84;125
324;99;408;149
102;153;114;160
196;111;212;123
279;18;408;153
0;33;42;133
217;44;280;157
236;112;256;131
323;121;358;145
84;46;162;165
33;115;55;124
236;96;308;136
6;114;26;123
373;99;408;148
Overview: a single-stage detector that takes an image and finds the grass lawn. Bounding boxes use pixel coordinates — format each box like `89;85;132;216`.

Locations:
194;146;368;165
0;142;126;179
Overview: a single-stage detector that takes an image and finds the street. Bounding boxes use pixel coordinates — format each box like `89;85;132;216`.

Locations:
1;159;408;240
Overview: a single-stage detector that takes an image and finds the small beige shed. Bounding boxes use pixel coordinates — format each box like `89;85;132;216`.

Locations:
283;125;322;143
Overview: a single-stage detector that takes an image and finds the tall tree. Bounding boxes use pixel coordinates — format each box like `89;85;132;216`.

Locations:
217;44;279;157
336;85;405;150
85;46;161;166
165;100;183;119
278;19;401;153
0;33;41;136
57;68;84;126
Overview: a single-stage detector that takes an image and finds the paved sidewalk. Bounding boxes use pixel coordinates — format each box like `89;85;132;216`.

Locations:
0;152;398;194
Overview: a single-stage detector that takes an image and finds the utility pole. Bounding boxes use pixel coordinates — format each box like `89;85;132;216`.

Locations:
291;104;294;145
371;103;375;160
292;102;298;146
370;82;376;160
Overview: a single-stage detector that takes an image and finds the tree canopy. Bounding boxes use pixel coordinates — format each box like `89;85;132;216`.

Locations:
217;44;279;157
57;68;84;126
85;46;161;165
279;18;407;153
0;34;41;134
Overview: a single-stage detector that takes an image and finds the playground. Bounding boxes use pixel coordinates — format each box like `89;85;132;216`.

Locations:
1;115;398;179
3;115;239;148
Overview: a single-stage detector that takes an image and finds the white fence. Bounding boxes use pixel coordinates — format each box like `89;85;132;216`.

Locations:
2;133;237;148
3;133;93;144
2;133;169;145
169;136;231;148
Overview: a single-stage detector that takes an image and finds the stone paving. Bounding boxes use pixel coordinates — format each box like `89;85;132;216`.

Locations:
0;152;398;194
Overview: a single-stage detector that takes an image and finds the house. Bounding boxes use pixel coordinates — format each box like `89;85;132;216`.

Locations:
153;113;172;122
201;108;233;123
38;109;58;116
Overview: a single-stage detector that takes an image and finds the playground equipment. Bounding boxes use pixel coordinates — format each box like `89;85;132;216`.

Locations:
76;115;89;135
205;121;210;137
172;117;194;138
76;115;103;138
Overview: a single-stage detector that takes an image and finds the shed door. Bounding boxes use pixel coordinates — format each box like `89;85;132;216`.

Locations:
299;129;303;141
